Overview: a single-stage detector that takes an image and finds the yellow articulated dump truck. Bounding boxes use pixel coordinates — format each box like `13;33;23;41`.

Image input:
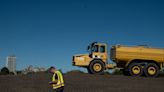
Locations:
72;42;164;77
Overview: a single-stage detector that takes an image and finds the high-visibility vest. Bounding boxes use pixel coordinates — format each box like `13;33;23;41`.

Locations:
52;70;64;89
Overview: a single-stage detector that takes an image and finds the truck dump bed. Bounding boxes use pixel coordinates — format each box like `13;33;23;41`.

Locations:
110;45;164;64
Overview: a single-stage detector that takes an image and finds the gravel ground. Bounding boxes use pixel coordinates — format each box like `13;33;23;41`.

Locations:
0;72;164;92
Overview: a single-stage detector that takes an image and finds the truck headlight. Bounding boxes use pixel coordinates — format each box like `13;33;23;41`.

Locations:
92;55;100;58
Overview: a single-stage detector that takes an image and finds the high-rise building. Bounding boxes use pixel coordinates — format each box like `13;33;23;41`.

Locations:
6;55;16;73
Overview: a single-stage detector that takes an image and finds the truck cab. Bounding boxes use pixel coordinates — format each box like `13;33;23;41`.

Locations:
72;42;108;74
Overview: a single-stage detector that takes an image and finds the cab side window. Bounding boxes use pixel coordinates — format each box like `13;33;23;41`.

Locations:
100;46;105;53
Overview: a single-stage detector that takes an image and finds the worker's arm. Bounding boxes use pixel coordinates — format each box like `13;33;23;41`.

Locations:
49;80;58;84
49;73;58;85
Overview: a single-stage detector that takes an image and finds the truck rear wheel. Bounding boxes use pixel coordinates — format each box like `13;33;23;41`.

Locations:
88;60;105;74
128;63;143;77
144;63;160;77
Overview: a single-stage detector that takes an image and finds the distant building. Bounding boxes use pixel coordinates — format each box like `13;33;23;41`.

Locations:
6;55;16;73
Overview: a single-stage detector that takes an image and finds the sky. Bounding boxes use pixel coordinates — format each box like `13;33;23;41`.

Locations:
0;0;164;72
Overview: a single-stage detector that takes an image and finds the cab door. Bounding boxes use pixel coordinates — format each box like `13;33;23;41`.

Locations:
99;45;108;62
92;44;108;62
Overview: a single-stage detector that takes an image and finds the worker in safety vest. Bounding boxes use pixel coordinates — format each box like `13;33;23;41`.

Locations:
49;66;64;92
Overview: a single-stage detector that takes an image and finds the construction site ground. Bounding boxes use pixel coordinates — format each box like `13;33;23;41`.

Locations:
0;72;164;92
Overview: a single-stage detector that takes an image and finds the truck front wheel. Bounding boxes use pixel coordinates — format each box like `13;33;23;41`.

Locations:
128;63;143;77
88;60;105;74
144;63;160;77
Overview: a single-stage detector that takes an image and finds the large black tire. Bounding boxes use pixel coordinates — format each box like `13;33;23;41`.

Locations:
144;63;160;77
128;62;143;77
88;60;105;74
